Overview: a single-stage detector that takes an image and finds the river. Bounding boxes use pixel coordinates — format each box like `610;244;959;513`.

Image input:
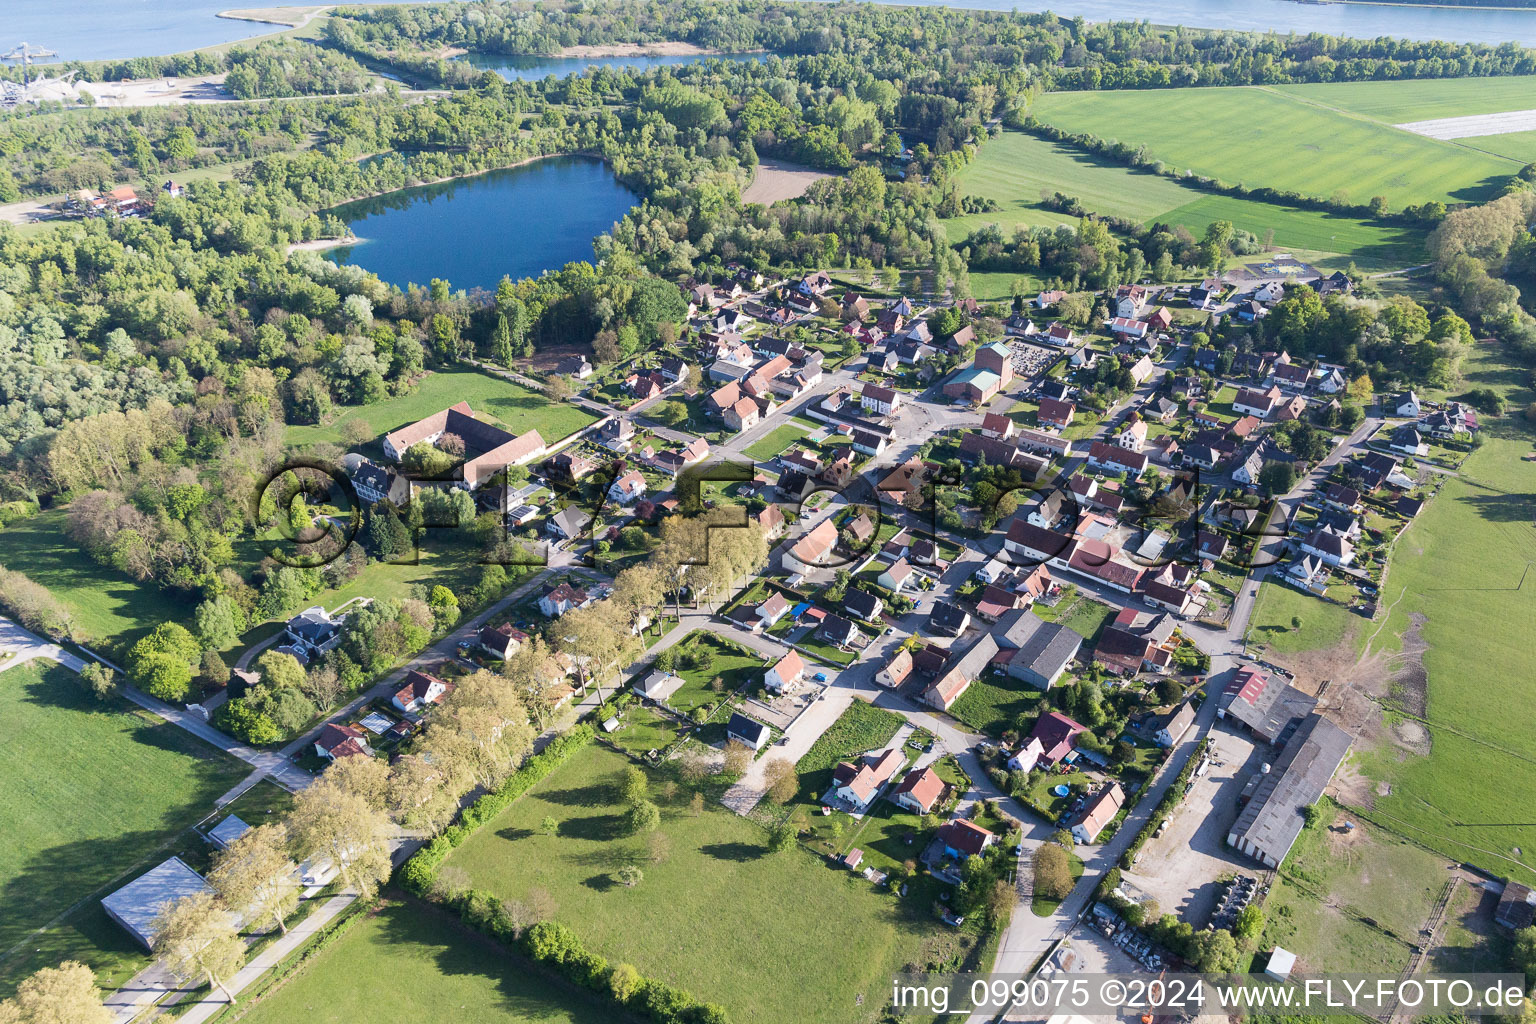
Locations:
322;157;640;292
13;0;1536;64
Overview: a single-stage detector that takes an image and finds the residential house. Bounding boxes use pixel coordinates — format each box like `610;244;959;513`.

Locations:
861;383;901;416
1299;526;1355;567
1148;396;1179;423
607;470;647;504
1389;424;1427;456
1007;738;1044;773
726;712;771;751
783;518;839;574
929;601;971;637
479;622;529;661
1086;441;1148;478
1115;418;1148;453
980;412;1015;439
1035;289;1067;310
829;748;905;812
892;767;947;814
1155;702;1196;747
1109;316;1149;339
937;818;995;859
851;429;887;456
1005;312;1039;339
1004;518;1072;564
765;650;805;694
1093;608;1177;676
539;582;590;618
1071;783;1125;844
844;588;885;623
1029;711;1087;766
344;455;409;506
755;503;786;539
315;722;370;761
818;614;861;649
841;293;870;321
1394;391;1421;418
600;418;636;452
757;592;791;629
392;670;451;714
1233;385;1284;419
1316;367;1346;394
877;648;914;688
1197;530;1230;562
283;606;345;663
1026;490;1065;529
548;506;591;541
1112;284;1150;319
1043;322;1076;347
878;557;916;592
1038;398;1075;430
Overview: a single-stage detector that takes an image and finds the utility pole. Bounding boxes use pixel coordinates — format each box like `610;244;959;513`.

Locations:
2;43;58;86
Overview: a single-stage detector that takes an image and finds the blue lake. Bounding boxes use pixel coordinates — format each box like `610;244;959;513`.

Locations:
323;156;639;292
459;50;766;82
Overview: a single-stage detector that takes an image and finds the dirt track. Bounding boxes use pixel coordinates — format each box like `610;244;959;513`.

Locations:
741;159;833;205
1396;108;1536;139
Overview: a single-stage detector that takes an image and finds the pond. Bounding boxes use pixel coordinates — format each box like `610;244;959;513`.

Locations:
322;156;639;292
458;50;766;82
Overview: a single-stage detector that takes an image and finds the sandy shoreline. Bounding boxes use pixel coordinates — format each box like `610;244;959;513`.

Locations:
217;5;330;29
287;236;358;254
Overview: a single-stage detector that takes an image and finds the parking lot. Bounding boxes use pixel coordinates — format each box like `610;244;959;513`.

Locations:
1119;720;1266;925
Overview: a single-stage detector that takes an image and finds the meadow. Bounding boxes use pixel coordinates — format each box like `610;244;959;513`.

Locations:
1355;433;1536;882
948;132;1426;272
1260;803;1448;974
0;509;199;654
443;742;942;1024
0;661;247;996
1248;581;1357;656
285;367;599;449
233;902;614;1024
742;419;819;462
1029;87;1519;207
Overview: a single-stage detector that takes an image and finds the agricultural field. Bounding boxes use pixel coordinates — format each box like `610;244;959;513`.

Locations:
1029;87;1521;208
0;508;198;653
1354;433;1536;882
442;742;948;1024
0;661;247;996
948;132;1426;272
1273;76;1536;127
1260;803;1451;974
285;366;599;449
235;902;613;1024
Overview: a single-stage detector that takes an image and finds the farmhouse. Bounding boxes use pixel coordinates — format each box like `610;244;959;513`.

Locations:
1071;783;1125;844
1227;713;1352;868
922;633;1000;711
1220;664;1319;745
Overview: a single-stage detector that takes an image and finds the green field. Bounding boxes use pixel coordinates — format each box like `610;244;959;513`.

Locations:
1260;803;1448;974
0;661;247;995
0;509;198;653
949;674;1044;737
1274;76;1536;126
1030;86;1520;207
948;132;1426;271
1355;433;1536;881
285;367;599;448
743;421;818;462
444;742;942;1024
1248;580;1357;656
235;902;612;1024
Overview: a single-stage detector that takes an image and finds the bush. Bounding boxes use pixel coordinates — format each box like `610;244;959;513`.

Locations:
1034;842;1072;900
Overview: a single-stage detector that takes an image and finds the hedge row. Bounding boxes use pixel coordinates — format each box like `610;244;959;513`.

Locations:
395;723;732;1024
399;723;596;892
1120;736;1210;869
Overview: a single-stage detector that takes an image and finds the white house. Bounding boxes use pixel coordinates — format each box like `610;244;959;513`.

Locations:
861;383;901;416
756;592;791;629
538;582;590;618
392;670;450;714
1394;391;1421;418
878;557;915;592
765;650;806;694
607;470;647;504
1006;737;1044;773
1114;418;1148;453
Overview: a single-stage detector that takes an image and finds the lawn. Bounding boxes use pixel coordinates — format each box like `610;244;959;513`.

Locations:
743;421;818;462
1030;86;1520;208
443;742;951;1024
1354;433;1536;881
0;661;248;996
948;130;1428;271
1259;802;1448;974
0;509;198;654
665;631;766;713
948;672;1045;737
1248;580;1356;656
796;699;905;778
285;367;599;449
234;901;614;1024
